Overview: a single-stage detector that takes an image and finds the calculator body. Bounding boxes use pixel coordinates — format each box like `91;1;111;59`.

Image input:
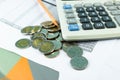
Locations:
56;0;120;40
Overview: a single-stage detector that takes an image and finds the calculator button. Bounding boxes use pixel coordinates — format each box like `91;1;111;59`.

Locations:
68;24;79;31
105;22;116;28
76;7;85;13
99;11;108;16
102;16;112;22
114;1;120;6
86;7;95;12
96;6;105;11
66;13;75;18
80;17;90;23
82;23;93;30
107;6;118;10
84;3;93;7
94;22;105;29
74;4;82;8
94;3;102;7
88;12;98;17
64;9;73;13
111;10;120;15
78;12;87;18
118;6;120;9
67;18;77;24
104;1;113;6
114;16;120;25
63;4;72;9
91;17;101;22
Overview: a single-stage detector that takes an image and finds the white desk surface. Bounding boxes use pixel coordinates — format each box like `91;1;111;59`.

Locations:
0;21;120;80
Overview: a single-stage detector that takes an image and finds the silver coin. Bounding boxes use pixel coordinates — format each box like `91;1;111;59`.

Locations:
66;46;83;58
45;50;60;58
51;40;62;50
47;32;59;40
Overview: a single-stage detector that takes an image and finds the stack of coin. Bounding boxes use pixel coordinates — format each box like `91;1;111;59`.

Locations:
15;21;88;70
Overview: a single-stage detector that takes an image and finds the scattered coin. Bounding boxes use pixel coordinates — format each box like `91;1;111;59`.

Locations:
15;38;31;49
45;50;60;58
15;21;89;70
32;37;45;49
43;24;56;29
41;21;53;26
47;25;61;33
39;41;55;54
51;40;62;50
70;56;88;70
40;28;48;36
47;32;59;40
66;46;83;58
31;25;42;34
56;33;64;41
62;42;78;52
31;32;46;40
21;26;33;35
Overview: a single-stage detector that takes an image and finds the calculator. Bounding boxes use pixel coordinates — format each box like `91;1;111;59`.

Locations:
56;0;120;40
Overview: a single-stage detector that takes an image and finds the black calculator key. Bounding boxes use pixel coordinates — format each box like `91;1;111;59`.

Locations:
80;17;90;23
88;12;98;17
105;22;116;28
82;23;93;30
76;7;85;13
86;7;95;12
102;16;112;22
94;22;105;29
99;11;108;16
96;6;105;11
78;12;87;18
91;17;101;22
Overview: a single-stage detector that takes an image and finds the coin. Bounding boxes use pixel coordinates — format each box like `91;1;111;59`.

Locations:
47;32;59;40
47;26;61;33
31;32;46;40
43;24;56;29
15;38;31;49
70;56;88;70
32;37;45;49
45;50;60;58
31;25;42;34
39;41;55;54
62;42;78;52
40;28;48;36
52;40;62;50
41;21;53;26
21;26;33;35
66;46;83;58
15;20;88;70
56;33;64;41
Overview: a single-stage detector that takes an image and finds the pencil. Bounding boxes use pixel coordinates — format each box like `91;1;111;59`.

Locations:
37;0;58;26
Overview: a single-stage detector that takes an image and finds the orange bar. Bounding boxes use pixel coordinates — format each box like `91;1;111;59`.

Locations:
37;0;58;26
7;58;34;80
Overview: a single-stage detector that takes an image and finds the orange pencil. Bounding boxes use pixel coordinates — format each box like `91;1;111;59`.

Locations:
37;0;58;26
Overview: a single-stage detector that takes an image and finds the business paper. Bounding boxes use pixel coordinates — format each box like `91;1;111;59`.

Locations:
0;0;50;30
